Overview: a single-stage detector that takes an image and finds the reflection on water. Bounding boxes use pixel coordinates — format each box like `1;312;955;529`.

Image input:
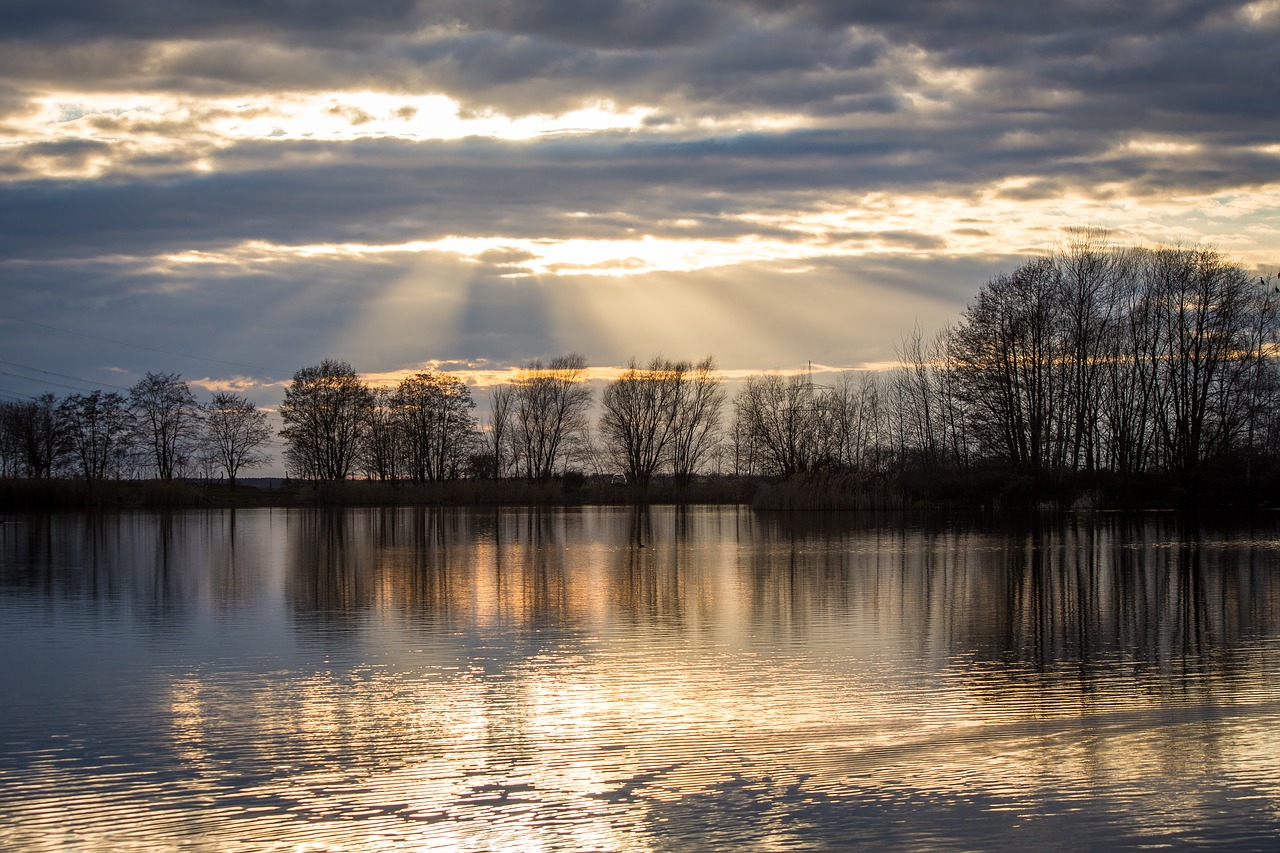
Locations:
2;507;1279;851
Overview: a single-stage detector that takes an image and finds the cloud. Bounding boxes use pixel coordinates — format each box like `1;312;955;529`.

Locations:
2;120;1275;271
5;1;1272;134
1;0;427;41
1;0;1277;424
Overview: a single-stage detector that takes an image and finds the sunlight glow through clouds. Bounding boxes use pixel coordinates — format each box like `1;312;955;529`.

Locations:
12;87;838;181
210;92;657;141
24;90;656;148
3;0;1279;463
5;91;661;181
132;178;1280;282
158;235;826;278
1116;138;1203;157
1237;0;1280;23
6;88;827;181
356;360;858;392
14;88;1278;273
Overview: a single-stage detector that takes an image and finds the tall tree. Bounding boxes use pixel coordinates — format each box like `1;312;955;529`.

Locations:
203;392;272;487
1147;247;1277;477
943;243;1278;483
0;401;11;477
513;353;593;480
59;390;133;481
361;387;402;482
393;370;478;481
811;371;892;475
890;325;945;469
130;372;201;480
1054;229;1126;471
600;356;684;489
1100;252;1162;475
949;258;1065;475
733;373;830;477
486;383;516;478
667;356;725;487
0;394;66;478
279;359;373;480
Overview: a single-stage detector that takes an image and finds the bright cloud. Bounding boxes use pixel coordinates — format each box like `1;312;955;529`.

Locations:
11;91;657;166
93;179;1279;280
1;0;1277;431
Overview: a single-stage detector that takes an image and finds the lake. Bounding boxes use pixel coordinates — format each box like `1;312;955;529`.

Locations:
2;506;1278;851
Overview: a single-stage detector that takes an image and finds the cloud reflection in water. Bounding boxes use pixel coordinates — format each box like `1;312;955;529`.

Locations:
1;507;1278;850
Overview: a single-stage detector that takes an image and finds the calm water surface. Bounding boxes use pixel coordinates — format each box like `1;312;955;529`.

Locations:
1;506;1278;851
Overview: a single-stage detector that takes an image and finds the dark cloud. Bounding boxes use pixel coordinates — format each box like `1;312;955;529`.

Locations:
2;0;732;50
2;0;1274;135
0;0;1276;403
0;138;113;178
0;0;426;41
446;0;730;50
0;83;31;120
742;1;1228;46
475;247;539;265
1;113;1274;265
826;231;947;251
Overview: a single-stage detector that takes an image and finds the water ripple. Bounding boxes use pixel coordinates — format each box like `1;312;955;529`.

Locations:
2;507;1279;851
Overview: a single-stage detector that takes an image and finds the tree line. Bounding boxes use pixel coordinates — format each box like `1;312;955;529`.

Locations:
4;236;1276;504
0;378;272;486
731;238;1279;500
274;353;726;488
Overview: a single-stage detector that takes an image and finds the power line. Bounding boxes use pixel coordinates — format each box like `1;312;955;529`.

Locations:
0;359;131;392
0;386;37;401
0;359;290;433
0;370;114;395
0;313;294;378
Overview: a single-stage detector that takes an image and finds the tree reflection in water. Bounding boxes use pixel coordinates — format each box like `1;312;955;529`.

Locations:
1;507;1278;851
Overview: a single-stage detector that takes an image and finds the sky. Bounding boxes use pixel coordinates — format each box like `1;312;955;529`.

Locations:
2;0;1279;443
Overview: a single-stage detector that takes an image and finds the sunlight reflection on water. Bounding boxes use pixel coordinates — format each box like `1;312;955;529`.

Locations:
1;507;1279;851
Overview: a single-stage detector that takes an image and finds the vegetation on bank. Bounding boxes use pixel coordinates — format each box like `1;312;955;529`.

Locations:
0;474;752;511
2;463;1274;512
3;232;1278;511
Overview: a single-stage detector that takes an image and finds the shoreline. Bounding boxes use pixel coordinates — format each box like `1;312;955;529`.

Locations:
2;471;1276;513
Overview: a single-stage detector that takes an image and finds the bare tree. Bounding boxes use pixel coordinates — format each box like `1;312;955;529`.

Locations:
574;423;608;477
890;325;942;468
942;242;1277;484
1054;229;1126;471
204;392;272;487
1100;254;1161;475
888;325;971;473
0;401;11;478
59;390;133;481
733;373;829;477
362;387;402;482
667;356;724;487
728;405;758;476
1147;247;1276;477
513;354;593;480
130;372;202;480
599;356;684;488
279;359;373;480
949;258;1066;475
852;371;892;473
486;383;516;478
0;394;66;478
394;370;479;481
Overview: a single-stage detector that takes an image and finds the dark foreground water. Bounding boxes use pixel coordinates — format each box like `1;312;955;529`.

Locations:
1;507;1278;852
